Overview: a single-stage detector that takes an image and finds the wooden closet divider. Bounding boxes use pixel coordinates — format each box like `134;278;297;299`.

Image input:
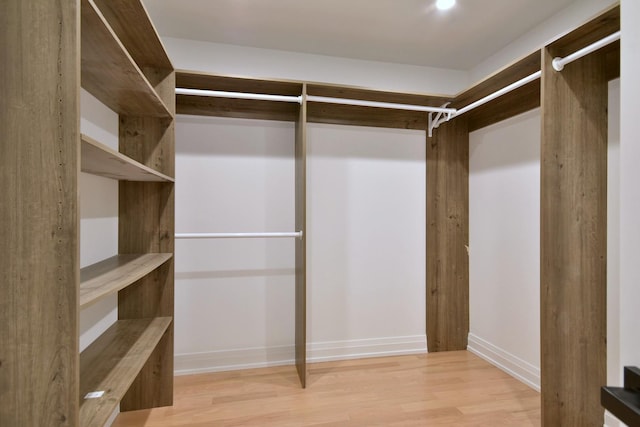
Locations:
0;1;79;425
426;118;470;352
539;6;618;425
295;85;308;388
540;35;609;427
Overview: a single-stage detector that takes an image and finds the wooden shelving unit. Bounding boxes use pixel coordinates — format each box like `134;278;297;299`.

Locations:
81;0;176;423
79;317;172;427
81;134;175;182
80;253;173;309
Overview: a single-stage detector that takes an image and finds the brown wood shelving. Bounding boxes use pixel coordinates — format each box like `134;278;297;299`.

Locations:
80;253;173;309
81;0;171;118
81;134;175;182
79;317;172;427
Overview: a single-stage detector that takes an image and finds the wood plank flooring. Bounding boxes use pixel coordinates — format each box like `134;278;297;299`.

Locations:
112;351;540;426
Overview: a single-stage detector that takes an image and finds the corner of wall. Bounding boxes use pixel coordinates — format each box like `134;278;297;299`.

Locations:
468;0;618;84
467;333;541;392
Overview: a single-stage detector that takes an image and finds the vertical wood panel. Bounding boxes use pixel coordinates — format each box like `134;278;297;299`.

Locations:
426;119;469;352
0;0;79;425
118;71;175;410
540;47;607;426
295;85;308;388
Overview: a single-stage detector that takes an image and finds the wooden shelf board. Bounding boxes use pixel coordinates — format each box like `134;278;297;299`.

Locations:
80;253;173;309
81;134;174;182
307;83;450;106
93;0;173;71
79;317;172;427
466;80;541;132
307;103;428;130
177;95;299;122
81;0;171;118
177;70;303;96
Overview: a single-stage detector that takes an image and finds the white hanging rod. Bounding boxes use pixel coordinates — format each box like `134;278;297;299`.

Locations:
454;71;542;118
175;231;303;239
552;31;621;72
175;88;303;104
305;95;457;115
175;87;457;115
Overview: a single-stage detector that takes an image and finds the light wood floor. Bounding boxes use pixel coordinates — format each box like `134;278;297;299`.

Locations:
112;351;540;426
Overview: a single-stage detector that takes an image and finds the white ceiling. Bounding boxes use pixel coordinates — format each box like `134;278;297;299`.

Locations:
143;0;576;70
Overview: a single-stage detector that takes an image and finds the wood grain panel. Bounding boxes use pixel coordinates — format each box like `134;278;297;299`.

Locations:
176;70;303;96
0;0;79;425
92;0;173;71
306;84;448;130
80;253;173;309
454;51;541;131
307;103;428;130
426;119;469;352
79;317;172;427
118;181;175;410
295;85;308;388
81;0;171;118
540;47;607;427
466;80;541;132
177;95;299;122
120;117;175;178
306;84;450;106
118;71;175;410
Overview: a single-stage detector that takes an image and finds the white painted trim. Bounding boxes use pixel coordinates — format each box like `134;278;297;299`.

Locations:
174;335;427;376
174;345;295;376
467;333;541;391
307;335;427;363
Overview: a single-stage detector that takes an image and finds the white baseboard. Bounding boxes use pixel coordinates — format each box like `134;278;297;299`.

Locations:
307;335;427;363
174;335;427;376
175;345;295;376
467;333;540;392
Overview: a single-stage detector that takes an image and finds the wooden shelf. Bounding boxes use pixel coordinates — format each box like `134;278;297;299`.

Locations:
81;134;174;182
93;0;173;72
79;317;172;427
80;253;173;309
81;0;171;118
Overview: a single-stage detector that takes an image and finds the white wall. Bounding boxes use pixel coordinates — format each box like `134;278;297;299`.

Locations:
468;80;620;397
470;0;617;84
306;123;426;361
79;89;119;353
607;78;622;427
79;89;120;426
620;0;640;406
468;108;541;390
163;37;468;96
173;116;296;373
173;117;426;374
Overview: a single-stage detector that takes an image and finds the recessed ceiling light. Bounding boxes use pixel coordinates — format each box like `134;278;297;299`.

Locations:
436;0;456;11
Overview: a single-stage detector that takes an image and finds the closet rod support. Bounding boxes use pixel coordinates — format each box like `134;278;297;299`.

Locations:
175;88;303;104
427;103;452;137
552;31;620;72
175;231;304;239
